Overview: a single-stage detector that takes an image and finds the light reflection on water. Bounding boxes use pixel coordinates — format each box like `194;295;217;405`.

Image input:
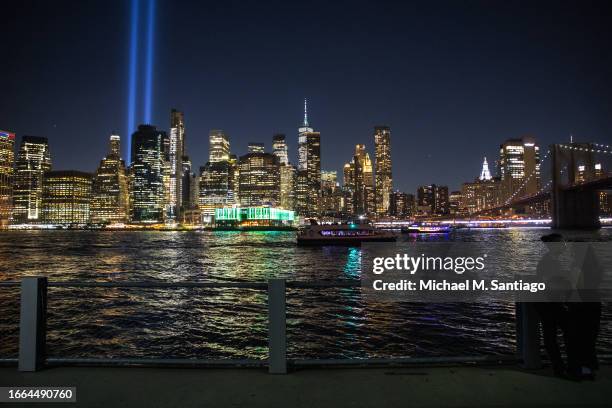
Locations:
0;228;610;359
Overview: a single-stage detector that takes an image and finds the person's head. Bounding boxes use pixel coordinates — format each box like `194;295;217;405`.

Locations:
541;233;565;254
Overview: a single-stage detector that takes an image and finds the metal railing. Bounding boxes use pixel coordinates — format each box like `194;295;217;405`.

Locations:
2;277;541;374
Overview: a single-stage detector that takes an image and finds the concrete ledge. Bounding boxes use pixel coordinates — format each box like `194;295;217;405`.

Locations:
1;365;610;407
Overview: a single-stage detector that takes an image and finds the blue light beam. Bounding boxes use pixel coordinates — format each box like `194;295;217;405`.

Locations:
126;0;140;162
143;0;156;124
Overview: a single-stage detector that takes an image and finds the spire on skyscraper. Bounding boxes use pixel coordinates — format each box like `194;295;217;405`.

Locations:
480;157;492;180
303;98;309;127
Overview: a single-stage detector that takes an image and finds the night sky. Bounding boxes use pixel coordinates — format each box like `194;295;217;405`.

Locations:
1;0;611;193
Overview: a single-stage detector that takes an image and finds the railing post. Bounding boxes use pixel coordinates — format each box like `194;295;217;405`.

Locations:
268;279;286;374
19;277;47;372
515;302;541;369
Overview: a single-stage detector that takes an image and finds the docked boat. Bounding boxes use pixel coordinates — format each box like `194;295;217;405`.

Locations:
401;223;452;234
297;223;397;246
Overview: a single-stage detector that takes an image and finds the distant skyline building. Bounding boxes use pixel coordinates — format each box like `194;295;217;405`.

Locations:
91;134;130;224
42;170;92;225
353;144;374;215
479;156;492;181
272;134;289;165
199;161;236;220
279;164;296;211
130;125;167;223
248;142;265;153
209;129;230;163
389;191;414;218
12;136;52;223
374;126;392;216
0;131;15;227
417;184;449;216
167;109;185;221
238;152;280;207
295;99;321;218
499;136;540;202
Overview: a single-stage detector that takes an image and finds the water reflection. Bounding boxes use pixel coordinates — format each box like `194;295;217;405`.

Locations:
0;228;610;359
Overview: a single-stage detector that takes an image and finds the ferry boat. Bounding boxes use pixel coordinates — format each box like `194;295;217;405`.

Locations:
297;223;397;246
401;223;452;234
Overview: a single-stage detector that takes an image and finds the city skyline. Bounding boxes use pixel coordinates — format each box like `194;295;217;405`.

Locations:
2;1;610;194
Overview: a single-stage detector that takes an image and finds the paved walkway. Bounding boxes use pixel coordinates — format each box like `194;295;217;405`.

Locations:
1;365;610;407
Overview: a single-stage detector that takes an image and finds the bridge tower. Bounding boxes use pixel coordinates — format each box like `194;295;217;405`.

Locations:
550;143;600;229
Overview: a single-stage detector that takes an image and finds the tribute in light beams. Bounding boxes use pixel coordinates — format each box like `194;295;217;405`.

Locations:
126;0;140;162
143;0;156;124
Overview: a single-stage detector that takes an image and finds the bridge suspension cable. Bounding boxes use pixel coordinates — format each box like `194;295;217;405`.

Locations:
504;149;550;204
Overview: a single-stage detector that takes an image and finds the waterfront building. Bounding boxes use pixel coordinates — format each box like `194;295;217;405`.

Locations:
578;162;611;216
295;100;321;218
272;134;289;165
215;206;295;228
42;170;92;225
389;191;414;218
199;160;236;220
238;152;280;207
181;156;197;210
248;142;265;153
449;190;463;216
130;125;167;223
374;126;392;216
209;129;230;163
342;161;355;214
167;109;185;221
499;136;540;202
417;184;449;216
90;134;129;224
12;136;52;223
0;131;15;227
460;177;502;215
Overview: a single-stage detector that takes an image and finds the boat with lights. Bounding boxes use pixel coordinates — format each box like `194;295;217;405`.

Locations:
297;223;397;246
401;223;452;234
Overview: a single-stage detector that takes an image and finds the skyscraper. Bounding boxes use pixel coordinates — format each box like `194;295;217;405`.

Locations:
499;136;540;202
417;184;449;216
279;164;296;211
199;161;236;220
167;109;185;221
479;157;492;181
130;125;167;223
0;131;15;227
295;100;321;218
248;142;265;153
42;171;92;225
272;134;289;165
353;144;375;215
209;129;230;163
238;152;280;207
374;126;392;216
12;136;52;223
91;134;130;224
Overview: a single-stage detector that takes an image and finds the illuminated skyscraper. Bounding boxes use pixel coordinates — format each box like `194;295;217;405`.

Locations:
238;152;280;207
209;129;230;163
279;164;296;210
295;101;321;218
389;191;414;218
272;134;289;165
42;171;92;225
0;131;15;227
353;144;375;215
91;134;130;224
248;142;265;153
374;126;392;216
320;170;342;215
479;157;492;180
417;184;449;215
199;161;236;220
12;136;52;223
167;109;185;221
130;125;167;223
499;136;540;201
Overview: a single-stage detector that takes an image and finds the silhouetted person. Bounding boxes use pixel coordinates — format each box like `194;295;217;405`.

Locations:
535;233;570;377
566;243;603;380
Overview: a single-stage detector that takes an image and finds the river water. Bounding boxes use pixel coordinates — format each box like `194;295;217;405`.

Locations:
0;228;610;360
